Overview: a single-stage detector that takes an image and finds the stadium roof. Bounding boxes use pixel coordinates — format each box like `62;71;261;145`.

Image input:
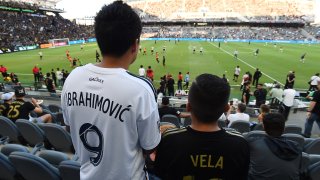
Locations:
10;0;62;7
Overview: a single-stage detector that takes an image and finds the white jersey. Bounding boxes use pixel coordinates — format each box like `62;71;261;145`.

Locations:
200;47;203;52
56;71;63;80
234;68;241;75
138;68;145;76
39;52;43;56
151;47;154;51
234;51;238;55
283;89;296;107
61;64;161;180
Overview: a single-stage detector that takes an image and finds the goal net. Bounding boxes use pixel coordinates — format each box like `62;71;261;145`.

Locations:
48;38;70;48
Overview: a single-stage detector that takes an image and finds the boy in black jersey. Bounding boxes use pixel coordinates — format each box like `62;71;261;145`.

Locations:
7;87;52;123
155;74;249;180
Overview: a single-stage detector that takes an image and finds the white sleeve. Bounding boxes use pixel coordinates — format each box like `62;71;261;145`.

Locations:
136;93;161;150
61;86;70;126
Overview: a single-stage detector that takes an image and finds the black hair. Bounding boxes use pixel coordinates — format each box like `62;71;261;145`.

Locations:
237;103;246;113
46;73;50;77
95;1;142;57
188;74;230;123
140;65;143;68
162;97;170;106
263;113;285;137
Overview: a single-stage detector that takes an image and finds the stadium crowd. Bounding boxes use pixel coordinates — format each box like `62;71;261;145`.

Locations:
0;10;94;49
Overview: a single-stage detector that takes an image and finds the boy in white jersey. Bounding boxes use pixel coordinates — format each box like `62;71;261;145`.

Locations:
61;2;161;180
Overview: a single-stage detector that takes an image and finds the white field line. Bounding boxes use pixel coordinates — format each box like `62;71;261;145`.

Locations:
208;42;284;86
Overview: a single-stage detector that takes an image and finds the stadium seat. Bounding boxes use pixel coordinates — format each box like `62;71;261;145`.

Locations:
304;139;320;155
308;154;320;166
183;117;191;127
161;115;180;128
39;123;74;153
252;123;264;131
308;161;320;180
15;119;47;147
243;130;266;139
38;150;70;168
284;125;302;135
0;152;21;180
218;120;226;128
9;151;61;180
282;133;305;149
229;120;250;133
59;160;80;180
301;152;310;177
1;144;29;156
244;107;258;117
47;104;62;113
0;116;26;144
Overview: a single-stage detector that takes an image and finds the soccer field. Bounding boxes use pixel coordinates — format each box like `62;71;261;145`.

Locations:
0;41;319;99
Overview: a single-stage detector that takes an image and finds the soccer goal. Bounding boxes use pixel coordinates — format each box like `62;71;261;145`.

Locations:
48;38;70;48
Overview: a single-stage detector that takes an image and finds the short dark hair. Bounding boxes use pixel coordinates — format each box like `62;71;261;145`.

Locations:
46;73;50;77
188;74;230;123
263;113;285;137
162;97;170;106
237;103;246;113
95;1;142;57
260;104;270;114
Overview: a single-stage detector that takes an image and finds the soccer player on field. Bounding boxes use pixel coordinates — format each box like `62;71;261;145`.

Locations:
300;53;306;63
80;44;84;51
139;45;142;53
146;66;154;81
254;48;259;56
162;56;166;67
143;47;147;55
233;65;241;82
234;49;238;60
39;51;43;60
193;46;196;54
61;2;160;180
279;46;284;53
151;46;154;55
163;46;166;54
200;47;203;54
156;52;159;63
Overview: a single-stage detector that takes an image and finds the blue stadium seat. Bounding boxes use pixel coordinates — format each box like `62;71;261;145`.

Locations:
0;116;25;144
9;152;61;180
308;161;320;180
59;160;80;180
284;125;302;135
161;114;180;128
15;119;47;147
304;139;320;155
38;150;70;168
253;123;264;131
1;144;29;156
243;130;266;139
0;152;21;180
229;120;250;133
282;133;305;149
47;104;62;113
218;120;226;128
39;123;74;153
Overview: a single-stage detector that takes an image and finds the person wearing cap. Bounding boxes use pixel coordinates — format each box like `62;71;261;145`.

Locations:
7;87;52;123
158;97;190;119
0;92;14;117
309;73;320;92
304;79;320;138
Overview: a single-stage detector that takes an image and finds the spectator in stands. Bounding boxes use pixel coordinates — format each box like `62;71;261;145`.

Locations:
177;72;183;90
257;104;270;123
254;84;267;107
155;74;249;179
158;96;190;119
138;65;145;77
7;87;52;123
157;77;166;95
44;73;56;93
32;65;39;82
146;66;154;81
51;69;57;87
269;84;284;103
183;72;190;89
248;113;301;180
253;68;262;87
61;2;160;180
167;74;175;96
304;79;320;138
242;84;252;105
309;73;320;92
9;72;20;85
227;103;250;127
56;68;63;87
282;84;296;120
0;65;8;77
0;92;14;116
285;71;295;89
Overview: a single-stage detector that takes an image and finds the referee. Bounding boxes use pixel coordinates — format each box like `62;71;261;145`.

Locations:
61;2;161;180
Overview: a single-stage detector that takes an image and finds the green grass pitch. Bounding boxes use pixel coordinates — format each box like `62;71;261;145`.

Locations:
0;41;319;99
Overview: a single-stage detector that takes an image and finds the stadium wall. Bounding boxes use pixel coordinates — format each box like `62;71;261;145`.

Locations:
141;38;320;44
